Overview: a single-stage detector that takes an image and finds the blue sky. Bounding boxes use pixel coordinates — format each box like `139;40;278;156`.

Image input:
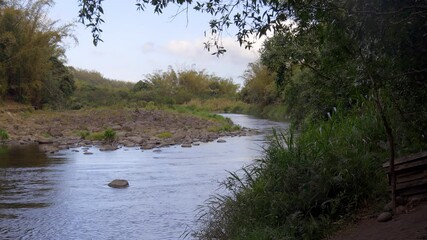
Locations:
49;1;262;85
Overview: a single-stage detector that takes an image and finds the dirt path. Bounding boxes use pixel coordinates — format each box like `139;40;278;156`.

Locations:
328;201;427;240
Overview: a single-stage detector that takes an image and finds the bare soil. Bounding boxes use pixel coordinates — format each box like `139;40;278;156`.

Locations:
328;201;427;240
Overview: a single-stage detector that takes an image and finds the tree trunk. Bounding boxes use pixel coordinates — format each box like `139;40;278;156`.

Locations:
373;88;396;214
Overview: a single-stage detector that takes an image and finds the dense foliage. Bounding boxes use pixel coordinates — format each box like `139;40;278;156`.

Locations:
133;67;238;105
69;68;133;109
0;0;74;108
69;67;240;109
192;1;426;240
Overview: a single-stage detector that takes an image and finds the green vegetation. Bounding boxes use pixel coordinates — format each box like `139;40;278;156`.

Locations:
69;69;134;109
194;103;424;239
188;0;425;239
77;128;116;142
3;0;426;238
132;68;238;105
156;132;173;139
76;130;90;139
0;129;9;140
68;67;242;111
183;98;249;114
0;0;75;108
102;128;117;142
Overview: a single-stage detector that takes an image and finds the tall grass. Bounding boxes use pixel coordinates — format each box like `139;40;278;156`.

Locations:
192;106;391;239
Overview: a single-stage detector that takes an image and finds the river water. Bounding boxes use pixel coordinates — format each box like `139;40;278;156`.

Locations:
0;114;288;240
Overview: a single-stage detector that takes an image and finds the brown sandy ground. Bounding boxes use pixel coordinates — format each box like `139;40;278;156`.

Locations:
0;104;257;153
328;201;427;240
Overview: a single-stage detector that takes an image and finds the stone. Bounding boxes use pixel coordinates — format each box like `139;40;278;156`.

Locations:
108;179;129;188
83;152;93;155
181;143;192;148
377;212;392;222
217;139;227;143
396;205;408;214
37;138;54;144
127;136;144;144
99;145;119;151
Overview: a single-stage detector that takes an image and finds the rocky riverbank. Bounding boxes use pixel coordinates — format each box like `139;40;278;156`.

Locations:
0;107;258;153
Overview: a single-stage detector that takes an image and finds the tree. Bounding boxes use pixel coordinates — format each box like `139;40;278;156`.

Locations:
78;0;427;214
0;0;74;107
240;61;278;106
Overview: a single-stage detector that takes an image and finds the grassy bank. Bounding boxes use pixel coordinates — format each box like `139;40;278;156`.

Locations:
192;102;425;239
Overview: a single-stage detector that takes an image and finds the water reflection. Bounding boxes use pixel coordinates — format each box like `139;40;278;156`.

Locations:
0;144;49;168
0;114;288;239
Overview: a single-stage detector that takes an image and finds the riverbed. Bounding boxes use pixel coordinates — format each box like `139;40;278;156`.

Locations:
0;114;288;239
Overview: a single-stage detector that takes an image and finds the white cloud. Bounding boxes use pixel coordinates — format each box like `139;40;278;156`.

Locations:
148;36;264;85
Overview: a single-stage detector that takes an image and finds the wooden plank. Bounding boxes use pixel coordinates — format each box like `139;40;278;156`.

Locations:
383;158;427;173
396;171;427;184
396;187;427;197
395;178;427;191
383;151;427;168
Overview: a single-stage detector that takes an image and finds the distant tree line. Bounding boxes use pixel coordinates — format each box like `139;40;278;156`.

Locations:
69;67;239;109
132;67;238;105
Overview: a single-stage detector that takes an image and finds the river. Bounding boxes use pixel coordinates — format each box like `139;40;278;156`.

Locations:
0;114;288;239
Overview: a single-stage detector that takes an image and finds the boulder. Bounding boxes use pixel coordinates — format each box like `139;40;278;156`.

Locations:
377;212;392;222
217;139;227;143
181;143;192;148
108;179;129;188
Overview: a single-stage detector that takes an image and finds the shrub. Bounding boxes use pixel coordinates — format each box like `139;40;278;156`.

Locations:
0;129;9;140
103;128;117;142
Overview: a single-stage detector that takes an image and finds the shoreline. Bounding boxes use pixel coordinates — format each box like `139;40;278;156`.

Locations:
0;108;259;153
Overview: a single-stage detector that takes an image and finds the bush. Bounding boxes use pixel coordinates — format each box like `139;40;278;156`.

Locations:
103;128;117;142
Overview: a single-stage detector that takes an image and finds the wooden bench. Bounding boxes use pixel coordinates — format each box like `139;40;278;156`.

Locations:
382;151;427;199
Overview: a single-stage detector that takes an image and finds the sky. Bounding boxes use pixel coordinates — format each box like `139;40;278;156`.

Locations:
49;1;263;86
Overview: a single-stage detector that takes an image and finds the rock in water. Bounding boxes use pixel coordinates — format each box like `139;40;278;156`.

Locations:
217;139;227;143
377;212;392;222
181;143;192;148
108;179;129;188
